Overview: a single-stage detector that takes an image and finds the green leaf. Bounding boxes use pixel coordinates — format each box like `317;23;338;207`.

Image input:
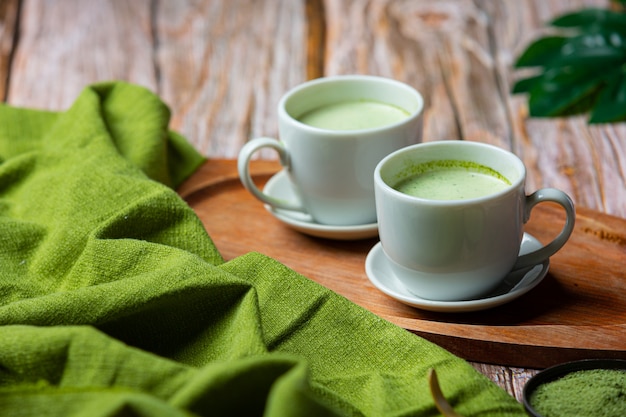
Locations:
545;31;626;67
512;74;543;93
512;6;626;123
516;31;626;69
527;66;605;117
551;8;626;33
589;71;626;123
515;36;567;68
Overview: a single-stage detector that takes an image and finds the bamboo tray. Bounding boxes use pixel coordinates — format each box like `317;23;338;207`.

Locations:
178;159;626;368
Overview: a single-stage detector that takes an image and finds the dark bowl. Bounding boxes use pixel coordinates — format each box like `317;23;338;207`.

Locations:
522;358;626;417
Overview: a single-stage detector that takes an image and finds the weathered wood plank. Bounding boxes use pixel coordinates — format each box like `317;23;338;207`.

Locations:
322;0;511;145
0;0;19;101
305;0;325;80
471;363;538;403
7;0;156;110
6;0;307;159
155;0;307;157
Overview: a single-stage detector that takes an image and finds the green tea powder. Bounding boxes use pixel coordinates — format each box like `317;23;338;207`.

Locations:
530;369;626;417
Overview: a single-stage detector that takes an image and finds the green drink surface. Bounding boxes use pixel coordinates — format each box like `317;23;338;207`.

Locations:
297;100;410;131
393;160;511;200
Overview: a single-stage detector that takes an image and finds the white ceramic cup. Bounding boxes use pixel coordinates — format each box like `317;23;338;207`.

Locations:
238;75;424;226
374;140;576;301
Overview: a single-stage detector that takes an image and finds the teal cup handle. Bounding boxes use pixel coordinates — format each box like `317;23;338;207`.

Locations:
513;188;576;270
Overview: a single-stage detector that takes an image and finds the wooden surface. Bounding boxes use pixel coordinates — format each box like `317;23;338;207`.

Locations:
180;159;626;368
1;0;625;402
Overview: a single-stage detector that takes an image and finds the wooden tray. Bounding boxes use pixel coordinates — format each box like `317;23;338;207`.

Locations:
178;159;626;368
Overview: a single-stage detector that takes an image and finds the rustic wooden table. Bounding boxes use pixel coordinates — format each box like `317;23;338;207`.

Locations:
1;0;624;403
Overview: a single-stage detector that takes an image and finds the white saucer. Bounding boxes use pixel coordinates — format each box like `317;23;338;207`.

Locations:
365;233;549;313
262;170;379;240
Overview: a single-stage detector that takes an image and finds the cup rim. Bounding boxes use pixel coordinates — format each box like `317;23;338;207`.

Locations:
278;75;424;135
374;140;526;206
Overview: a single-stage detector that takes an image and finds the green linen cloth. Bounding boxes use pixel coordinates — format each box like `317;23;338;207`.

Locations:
0;82;526;416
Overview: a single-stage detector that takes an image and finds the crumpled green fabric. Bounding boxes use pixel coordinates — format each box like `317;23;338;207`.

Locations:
0;82;526;416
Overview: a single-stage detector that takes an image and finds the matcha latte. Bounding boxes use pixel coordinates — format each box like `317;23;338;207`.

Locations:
393;160;511;200
298;100;410;131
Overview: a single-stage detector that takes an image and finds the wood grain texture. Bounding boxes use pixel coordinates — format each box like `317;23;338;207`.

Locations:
305;0;325;80
180;160;626;368
8;0;156;109
470;363;536;403
155;0;307;157
0;0;19;101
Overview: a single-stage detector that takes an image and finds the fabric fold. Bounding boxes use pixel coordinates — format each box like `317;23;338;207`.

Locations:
0;81;526;416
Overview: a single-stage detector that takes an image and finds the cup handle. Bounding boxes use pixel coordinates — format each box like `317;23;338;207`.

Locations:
513;188;576;270
237;137;307;212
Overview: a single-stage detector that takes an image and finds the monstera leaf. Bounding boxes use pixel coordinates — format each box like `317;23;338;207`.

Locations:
513;3;626;123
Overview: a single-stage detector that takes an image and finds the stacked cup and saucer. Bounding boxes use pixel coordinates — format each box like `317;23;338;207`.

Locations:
368;140;575;312
238;75;576;313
